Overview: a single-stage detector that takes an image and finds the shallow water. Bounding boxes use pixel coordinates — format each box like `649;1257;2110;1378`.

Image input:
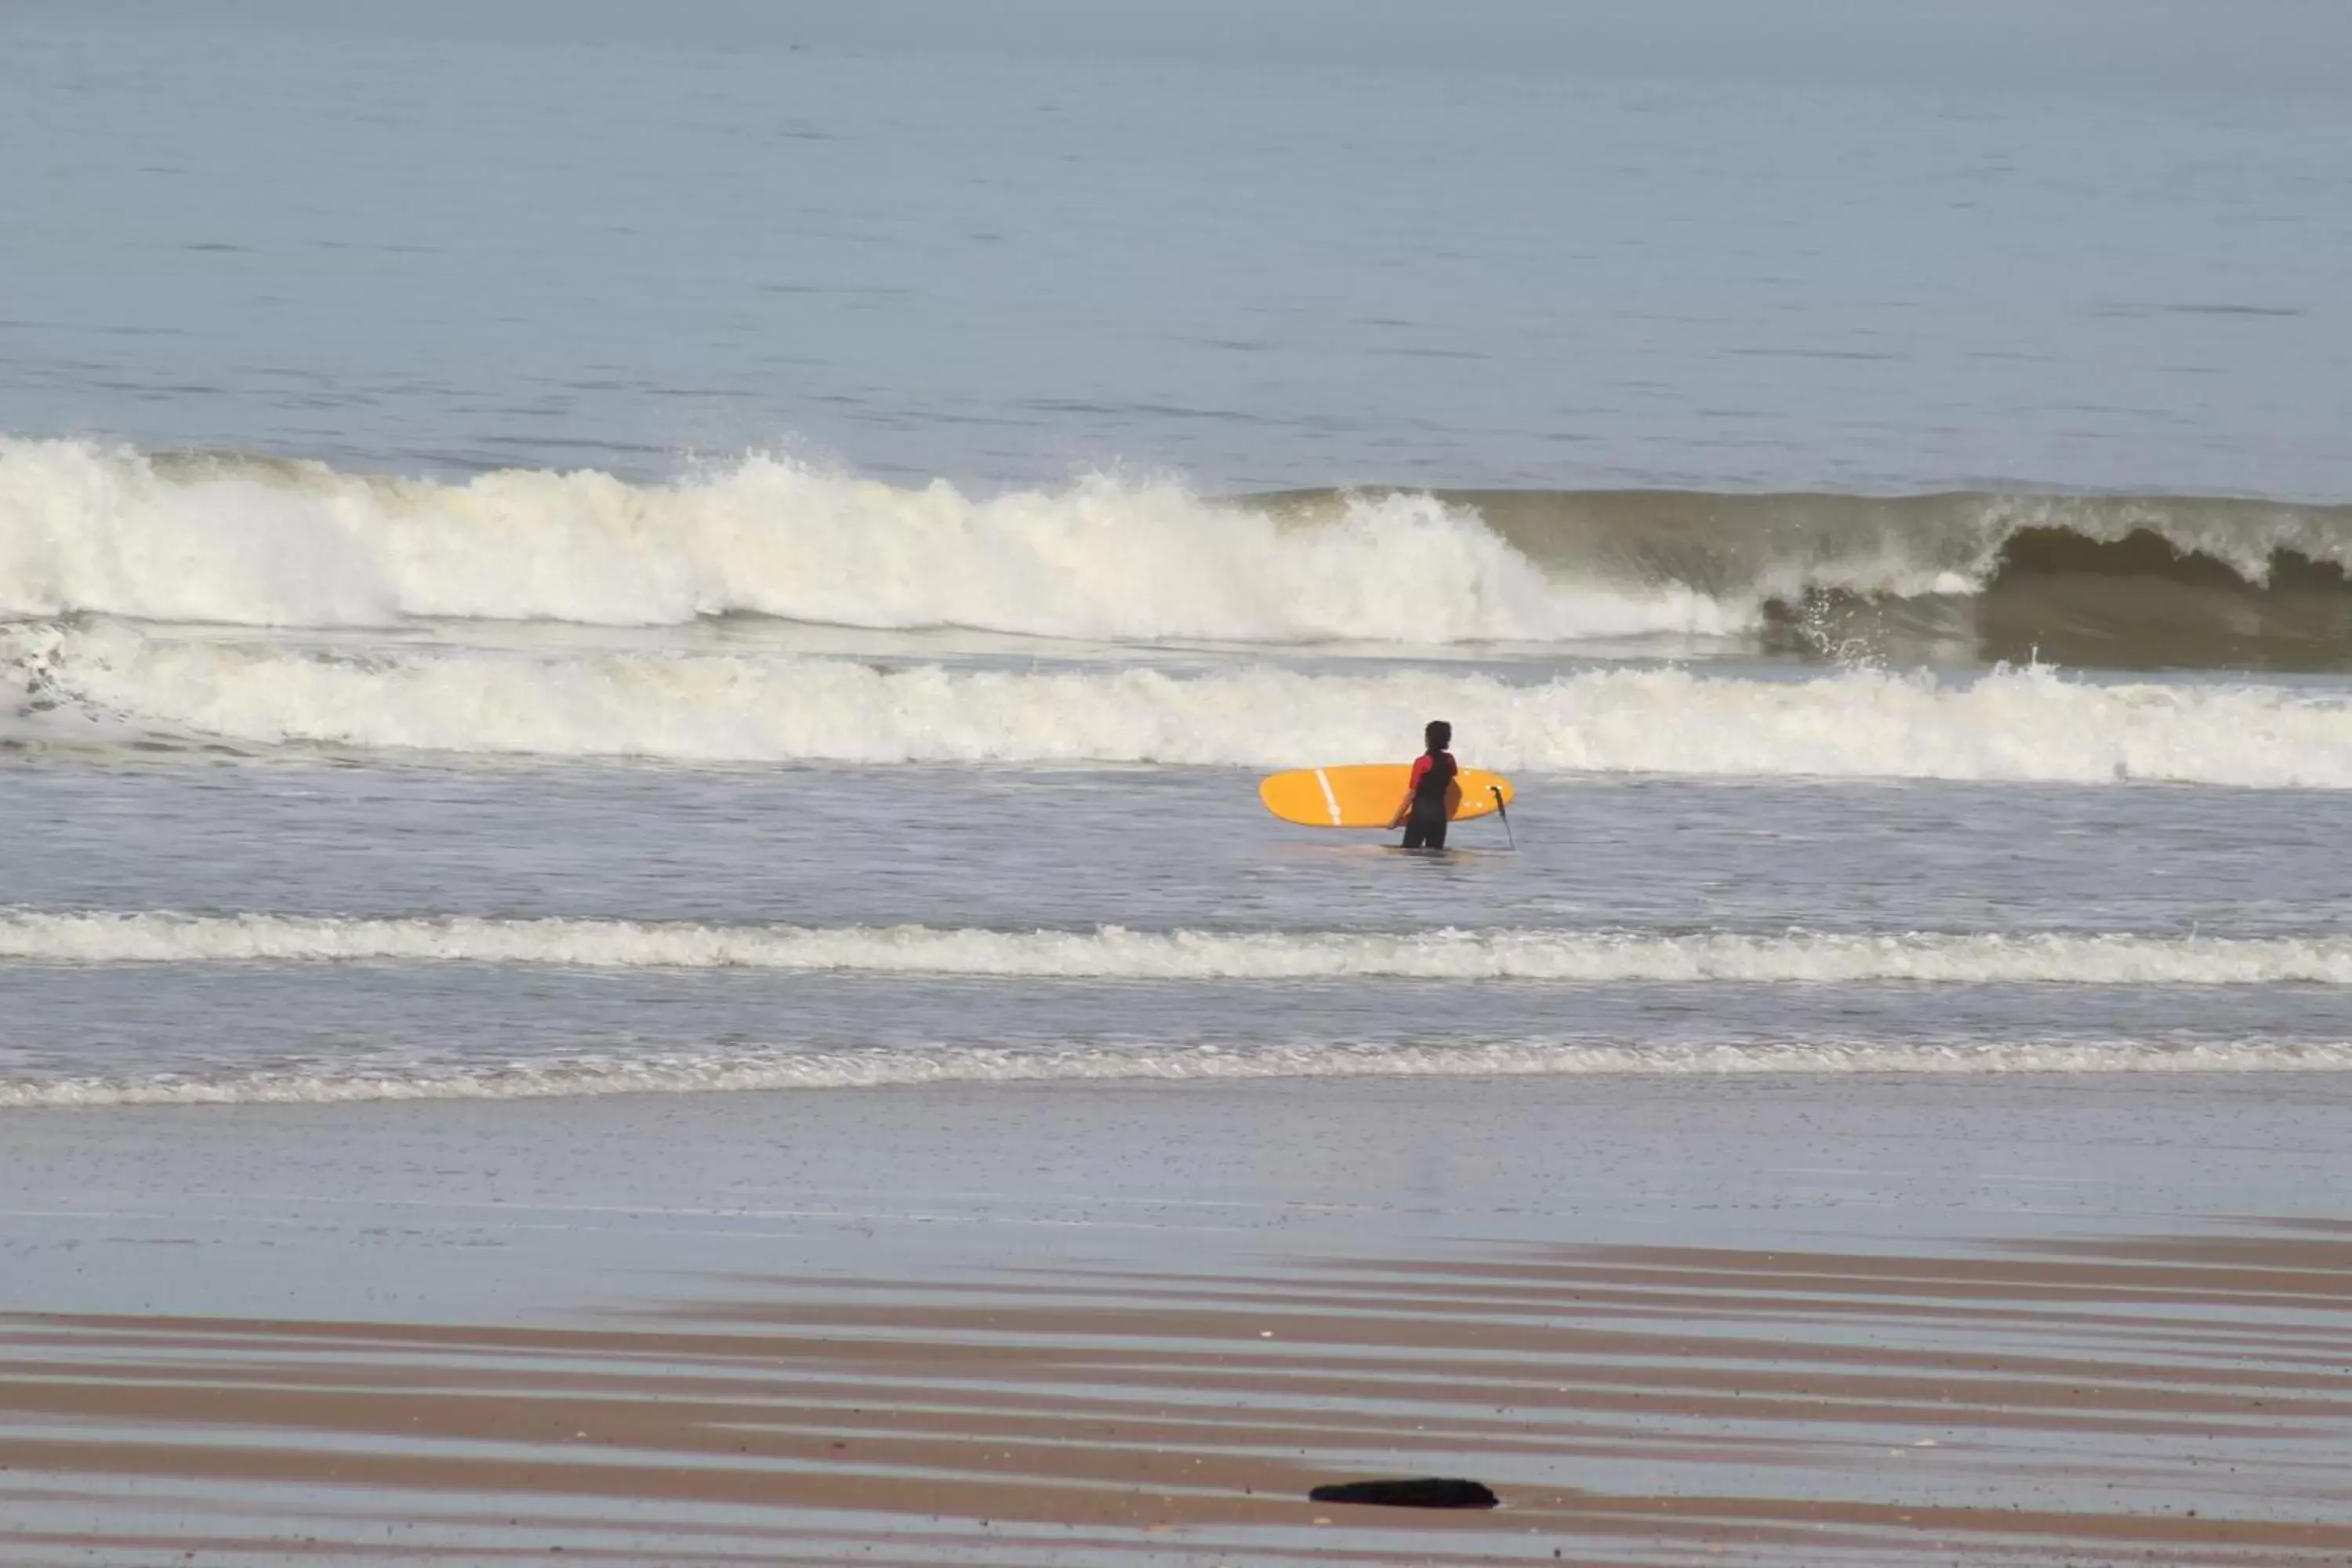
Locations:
2;758;2347;1104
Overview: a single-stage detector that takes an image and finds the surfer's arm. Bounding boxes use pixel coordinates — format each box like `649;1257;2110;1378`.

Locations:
1392;754;1432;829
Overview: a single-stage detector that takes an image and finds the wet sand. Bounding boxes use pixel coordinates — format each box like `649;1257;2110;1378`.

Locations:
3;1074;2350;1564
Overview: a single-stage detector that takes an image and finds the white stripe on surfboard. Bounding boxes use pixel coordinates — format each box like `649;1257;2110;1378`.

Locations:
1314;768;1342;826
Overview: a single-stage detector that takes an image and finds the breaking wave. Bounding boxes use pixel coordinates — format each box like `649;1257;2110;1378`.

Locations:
12;622;2352;785
7;1036;2350;1108
9;911;2352;984
1296;485;2352;602
1283;486;2352;670
0;437;1724;643
5;437;2350;663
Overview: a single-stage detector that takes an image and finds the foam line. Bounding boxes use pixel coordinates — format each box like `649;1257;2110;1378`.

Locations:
14;622;2352;785
6;912;2352;984
6;1036;2351;1109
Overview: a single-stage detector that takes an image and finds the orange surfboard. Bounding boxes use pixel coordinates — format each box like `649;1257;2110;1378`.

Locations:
1258;764;1514;829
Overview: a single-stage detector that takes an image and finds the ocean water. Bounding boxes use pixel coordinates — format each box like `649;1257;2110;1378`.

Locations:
3;0;2350;1108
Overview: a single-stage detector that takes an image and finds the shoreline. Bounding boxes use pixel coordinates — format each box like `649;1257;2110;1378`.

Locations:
4;1074;2350;1563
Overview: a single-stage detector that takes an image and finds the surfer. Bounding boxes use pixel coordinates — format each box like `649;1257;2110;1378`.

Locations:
1391;720;1461;850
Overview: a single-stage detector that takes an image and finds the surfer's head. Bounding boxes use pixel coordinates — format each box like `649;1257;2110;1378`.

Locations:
1425;720;1451;753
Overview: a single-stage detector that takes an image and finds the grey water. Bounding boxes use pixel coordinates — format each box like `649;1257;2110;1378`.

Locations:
7;0;2351;494
2;0;2349;1105
3;760;2349;1101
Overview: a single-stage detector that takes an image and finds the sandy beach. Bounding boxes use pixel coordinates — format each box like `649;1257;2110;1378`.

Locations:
5;1073;2350;1566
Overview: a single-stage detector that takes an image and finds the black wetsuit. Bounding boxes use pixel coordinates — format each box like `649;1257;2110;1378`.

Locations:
1401;750;1458;850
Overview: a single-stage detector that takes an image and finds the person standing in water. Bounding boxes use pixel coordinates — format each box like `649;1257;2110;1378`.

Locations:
1392;719;1461;850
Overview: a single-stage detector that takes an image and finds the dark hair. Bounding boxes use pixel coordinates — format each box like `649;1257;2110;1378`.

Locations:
1425;720;1452;751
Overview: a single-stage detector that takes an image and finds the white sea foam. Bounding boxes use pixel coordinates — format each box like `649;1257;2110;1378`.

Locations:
7;912;2352;984
5;1036;2349;1109
0;437;1733;641
15;621;2352;785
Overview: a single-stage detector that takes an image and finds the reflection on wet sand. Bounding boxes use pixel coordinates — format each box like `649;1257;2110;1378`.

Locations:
8;1226;2352;1564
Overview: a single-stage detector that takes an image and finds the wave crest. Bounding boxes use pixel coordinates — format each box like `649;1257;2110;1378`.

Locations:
0;437;1729;642
1282;486;2352;668
12;436;2350;669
